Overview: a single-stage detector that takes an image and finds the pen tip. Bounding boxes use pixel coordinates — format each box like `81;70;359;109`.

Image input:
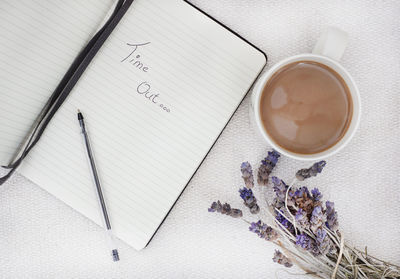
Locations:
77;110;84;120
112;249;120;262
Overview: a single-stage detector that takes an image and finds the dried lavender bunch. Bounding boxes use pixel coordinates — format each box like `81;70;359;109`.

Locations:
296;160;326;181
238;187;260;214
257;150;280;185
208;200;243;218
208;152;400;278
240;162;254;188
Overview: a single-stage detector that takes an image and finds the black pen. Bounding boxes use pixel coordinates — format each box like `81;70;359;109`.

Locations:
77;110;119;262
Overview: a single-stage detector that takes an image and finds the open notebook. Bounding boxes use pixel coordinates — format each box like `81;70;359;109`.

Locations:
0;0;266;250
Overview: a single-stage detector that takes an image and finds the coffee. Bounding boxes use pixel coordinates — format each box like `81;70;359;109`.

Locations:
260;61;353;154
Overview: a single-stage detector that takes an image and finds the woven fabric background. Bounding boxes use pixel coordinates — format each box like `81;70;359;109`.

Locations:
1;1;399;278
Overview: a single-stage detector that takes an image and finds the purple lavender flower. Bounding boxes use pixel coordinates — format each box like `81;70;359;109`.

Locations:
263;150;280;165
325;201;339;231
208;200;243;218
296;161;327;181
257;150;280;186
271;176;289;208
249;220;278;241
315;228;327;243
295;208;310;230
296;233;314;250
294;186;311;199
273;250;293;268
315;228;335;255
239;187;260;214
240;162;254;188
311;188;323;201
276;211;294;234
296;233;320;256
293;186;314;214
310;205;326;233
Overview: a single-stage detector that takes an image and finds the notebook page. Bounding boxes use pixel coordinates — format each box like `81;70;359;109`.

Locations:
0;0;115;165
18;0;266;250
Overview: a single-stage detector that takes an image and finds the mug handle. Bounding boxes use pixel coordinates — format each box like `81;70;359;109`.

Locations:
312;26;348;61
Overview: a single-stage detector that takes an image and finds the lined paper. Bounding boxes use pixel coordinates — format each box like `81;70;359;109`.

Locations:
0;0;116;164
2;0;266;250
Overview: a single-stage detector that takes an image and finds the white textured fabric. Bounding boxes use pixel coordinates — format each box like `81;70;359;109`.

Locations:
1;1;399;278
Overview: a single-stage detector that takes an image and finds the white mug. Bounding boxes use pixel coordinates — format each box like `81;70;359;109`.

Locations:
251;27;361;161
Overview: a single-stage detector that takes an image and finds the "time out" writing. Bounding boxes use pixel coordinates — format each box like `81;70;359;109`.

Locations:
121;42;171;113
